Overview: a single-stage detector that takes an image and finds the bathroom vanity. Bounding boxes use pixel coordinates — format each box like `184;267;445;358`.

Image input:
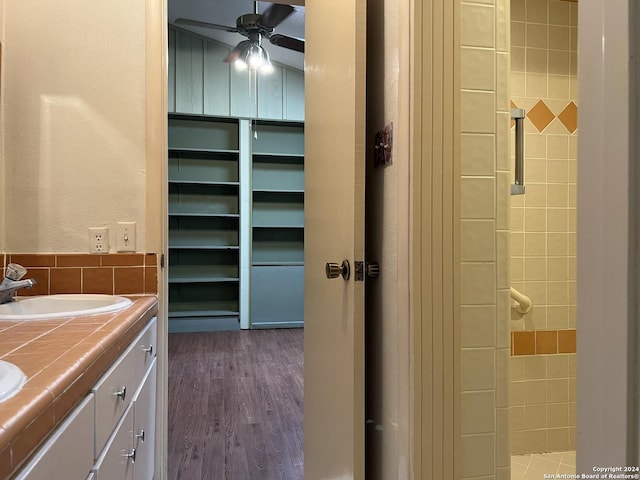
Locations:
0;296;158;479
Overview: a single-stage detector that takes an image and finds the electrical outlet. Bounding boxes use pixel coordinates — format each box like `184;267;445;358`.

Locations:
116;222;136;252
88;227;109;253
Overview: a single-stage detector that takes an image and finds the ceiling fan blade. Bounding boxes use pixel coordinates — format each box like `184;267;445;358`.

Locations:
174;18;238;33
223;41;251;63
257;4;294;29
269;34;305;53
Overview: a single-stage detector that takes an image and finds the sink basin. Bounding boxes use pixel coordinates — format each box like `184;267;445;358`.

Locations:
0;360;26;402
0;294;133;320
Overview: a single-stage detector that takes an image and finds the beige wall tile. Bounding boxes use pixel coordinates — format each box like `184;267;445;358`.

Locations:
510;356;526;381
496;231;510;288
547;134;569;159
549;0;571;26
497;290;512;348
524;208;546;232
547;232;568;256
461;3;495;48
462;219;497;261
512;232;525;255
549;25;570;50
512;0;525;21
496;0;509;52
547;208;568;232
525;133;547;158
496;53;510;111
511;46;525;72
547;305;569;329
526;0;548;23
523;429;547;452
547;281;568;305
496;347;511;407
524;183;546;207
526;72;548;98
461;262;496;305
461;305;497;347
462;134;495;176
547;183;568;207
461;348;496;391
510;405;525;430
524;379;547;404
461;47;496;90
462;433;495;477
524;355;547;379
546;354;569;378
547;427;570;451
496;171;511;230
547;257;568;281
497;112;511;171
461;91;496;133
526;158;547;182
548;160;569;183
525;257;546;281
524;404;547;429
547;378;569;402
547;403;569;427
511;72;526;96
461;176;496;218
462;391;496;434
548;51;570;75
511;21;525;47
526;24;548;49
548;74;571;99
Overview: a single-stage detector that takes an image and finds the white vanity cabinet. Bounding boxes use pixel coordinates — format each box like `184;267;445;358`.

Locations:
14;317;157;480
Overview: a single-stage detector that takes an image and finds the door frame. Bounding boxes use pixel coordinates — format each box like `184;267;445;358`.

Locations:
576;0;640;469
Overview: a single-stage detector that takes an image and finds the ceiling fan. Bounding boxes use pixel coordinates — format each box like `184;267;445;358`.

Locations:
175;3;304;72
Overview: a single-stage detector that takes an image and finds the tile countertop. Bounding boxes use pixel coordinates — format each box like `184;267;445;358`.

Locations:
0;295;158;479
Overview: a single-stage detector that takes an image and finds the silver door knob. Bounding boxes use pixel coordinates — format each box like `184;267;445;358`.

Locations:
325;260;350;280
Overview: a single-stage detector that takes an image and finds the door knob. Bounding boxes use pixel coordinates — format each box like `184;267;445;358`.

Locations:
325;260;350;280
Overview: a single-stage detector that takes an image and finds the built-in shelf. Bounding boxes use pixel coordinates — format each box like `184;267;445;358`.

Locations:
250;120;305;328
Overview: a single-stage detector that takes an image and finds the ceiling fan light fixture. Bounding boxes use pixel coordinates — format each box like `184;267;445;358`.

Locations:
246;44;266;70
234;57;248;71
259;49;274;74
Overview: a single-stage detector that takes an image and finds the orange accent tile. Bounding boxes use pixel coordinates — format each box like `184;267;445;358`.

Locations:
145;253;157;266
16;269;49;297
9;254;56;268
513;331;536;355
145;266;158;294
101;254;144;267
558;329;577;353
50;268;82;295
535;330;558;354
558;101;578;133
527;100;556;132
82;268;114;294
114;267;144;294
56;254;101;267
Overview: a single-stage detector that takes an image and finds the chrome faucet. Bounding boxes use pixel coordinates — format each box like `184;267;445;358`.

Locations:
0;263;37;304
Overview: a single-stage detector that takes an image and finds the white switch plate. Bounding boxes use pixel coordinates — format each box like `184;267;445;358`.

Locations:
116;222;136;252
88;227;109;253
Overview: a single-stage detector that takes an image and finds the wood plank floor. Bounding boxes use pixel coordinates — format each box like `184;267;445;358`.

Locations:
168;328;304;480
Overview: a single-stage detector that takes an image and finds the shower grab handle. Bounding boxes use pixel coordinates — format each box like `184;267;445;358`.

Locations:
511;108;526;195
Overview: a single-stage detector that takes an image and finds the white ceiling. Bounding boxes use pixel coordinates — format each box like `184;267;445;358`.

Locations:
168;0;305;70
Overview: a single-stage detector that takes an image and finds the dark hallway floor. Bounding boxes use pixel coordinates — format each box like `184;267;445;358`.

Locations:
167;328;304;480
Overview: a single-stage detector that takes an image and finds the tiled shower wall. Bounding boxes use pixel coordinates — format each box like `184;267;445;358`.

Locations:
509;0;578;454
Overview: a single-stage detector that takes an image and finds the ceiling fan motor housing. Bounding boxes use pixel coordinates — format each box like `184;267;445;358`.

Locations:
236;14;274;37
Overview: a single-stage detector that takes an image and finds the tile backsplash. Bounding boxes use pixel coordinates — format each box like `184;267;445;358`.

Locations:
1;253;157;296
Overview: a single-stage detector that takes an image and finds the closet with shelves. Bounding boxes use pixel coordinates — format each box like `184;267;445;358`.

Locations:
167;115;304;332
168;26;305;332
168;114;244;331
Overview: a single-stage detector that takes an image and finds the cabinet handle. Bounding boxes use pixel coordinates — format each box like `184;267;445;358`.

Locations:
135;429;145;442
123;448;136;463
142;345;153;356
113;386;127;401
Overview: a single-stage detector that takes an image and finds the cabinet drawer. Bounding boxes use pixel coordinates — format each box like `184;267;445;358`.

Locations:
131;317;157;383
92;318;156;458
92;404;135;480
133;360;157;480
15;394;95;480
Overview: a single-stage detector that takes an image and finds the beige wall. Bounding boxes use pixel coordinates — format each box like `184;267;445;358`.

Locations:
1;0;149;253
509;0;578;454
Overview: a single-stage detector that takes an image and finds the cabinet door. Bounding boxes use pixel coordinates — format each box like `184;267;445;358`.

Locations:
14;394;94;480
132;360;157;480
